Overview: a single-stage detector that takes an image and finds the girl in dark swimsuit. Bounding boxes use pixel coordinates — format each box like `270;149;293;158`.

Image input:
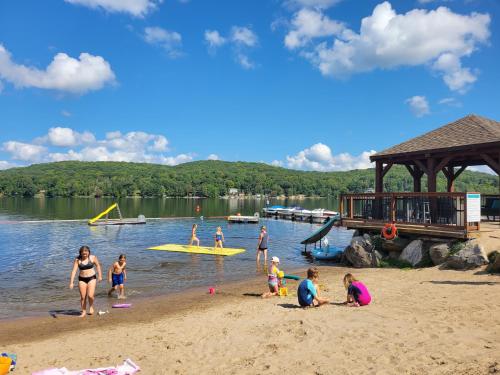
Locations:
69;246;103;317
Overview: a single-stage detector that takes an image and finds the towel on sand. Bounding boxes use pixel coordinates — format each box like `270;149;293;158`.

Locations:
32;358;140;375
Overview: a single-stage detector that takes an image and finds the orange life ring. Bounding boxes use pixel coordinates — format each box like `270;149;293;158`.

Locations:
381;223;398;240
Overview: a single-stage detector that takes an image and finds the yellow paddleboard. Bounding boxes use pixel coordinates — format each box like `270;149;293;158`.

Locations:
147;244;246;256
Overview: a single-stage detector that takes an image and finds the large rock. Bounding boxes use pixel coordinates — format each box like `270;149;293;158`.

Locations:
444;240;489;270
344;244;373;268
351;235;372;251
487;251;500;273
399;240;430;267
429;243;450;266
382;237;411;253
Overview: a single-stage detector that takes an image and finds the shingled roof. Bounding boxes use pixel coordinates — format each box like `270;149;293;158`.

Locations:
371;114;500;160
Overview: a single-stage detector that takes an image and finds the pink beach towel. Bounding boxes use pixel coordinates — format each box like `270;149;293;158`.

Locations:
32;358;140;375
352;281;371;306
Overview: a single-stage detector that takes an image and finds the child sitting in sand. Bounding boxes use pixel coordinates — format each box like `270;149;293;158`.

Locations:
343;273;371;307
297;267;329;307
214;226;225;248
108;254;127;299
262;256;282;298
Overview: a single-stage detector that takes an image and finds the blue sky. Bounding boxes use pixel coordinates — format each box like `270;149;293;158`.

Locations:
0;0;499;171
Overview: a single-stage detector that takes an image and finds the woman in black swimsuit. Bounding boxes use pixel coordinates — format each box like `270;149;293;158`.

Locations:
69;245;103;317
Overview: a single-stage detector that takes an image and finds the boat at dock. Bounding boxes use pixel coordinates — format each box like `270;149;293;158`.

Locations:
262;206;339;223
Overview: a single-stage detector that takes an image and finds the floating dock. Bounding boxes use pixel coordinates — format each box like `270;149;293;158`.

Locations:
88;203;146;226
227;213;259;223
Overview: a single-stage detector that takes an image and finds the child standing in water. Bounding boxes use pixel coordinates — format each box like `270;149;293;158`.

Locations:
297;267;329;307
108;254;127;299
214;226;225;248
190;223;200;246
262;256;281;298
343;273;371;307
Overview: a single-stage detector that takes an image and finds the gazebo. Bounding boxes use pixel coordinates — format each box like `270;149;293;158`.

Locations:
370;114;500;193
340;114;500;239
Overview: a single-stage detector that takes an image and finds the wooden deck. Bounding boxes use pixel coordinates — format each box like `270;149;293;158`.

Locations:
341;218;472;239
340;192;483;239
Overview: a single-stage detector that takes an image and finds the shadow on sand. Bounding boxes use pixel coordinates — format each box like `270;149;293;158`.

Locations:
425;280;500;286
49;309;81;318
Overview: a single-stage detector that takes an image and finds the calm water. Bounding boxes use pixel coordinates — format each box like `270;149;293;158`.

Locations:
0;197;352;319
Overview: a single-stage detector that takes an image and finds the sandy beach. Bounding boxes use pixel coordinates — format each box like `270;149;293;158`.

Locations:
3;266;500;375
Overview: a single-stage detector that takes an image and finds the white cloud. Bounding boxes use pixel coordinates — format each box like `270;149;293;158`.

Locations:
0;160;17;170
432;53;477;93
287;2;490;92
236;54;255;70
207;154;219;160
438;97;461;107
284;0;342;9
284;143;376;171
2;141;47;162
144;27;182;58
64;0;161;17
204;30;226;51
231;26;258;47
285;8;345;49
1;128;186;166
159;154;193;166
0;44;115;94
44;127;96;147
405;95;430;117
61;110;72;117
205;26;259;69
270;160;284;167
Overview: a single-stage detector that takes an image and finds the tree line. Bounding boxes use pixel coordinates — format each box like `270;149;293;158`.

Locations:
0;160;497;198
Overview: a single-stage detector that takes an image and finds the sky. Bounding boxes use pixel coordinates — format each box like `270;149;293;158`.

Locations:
0;0;499;172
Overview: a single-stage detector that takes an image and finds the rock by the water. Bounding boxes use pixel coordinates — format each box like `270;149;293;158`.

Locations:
351;236;372;251
344;244;373;268
444;240;489;270
487;251;500;273
399;240;430;267
429;243;450;266
382;237;410;253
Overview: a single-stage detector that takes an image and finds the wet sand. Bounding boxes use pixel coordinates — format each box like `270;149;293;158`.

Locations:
2;266;500;374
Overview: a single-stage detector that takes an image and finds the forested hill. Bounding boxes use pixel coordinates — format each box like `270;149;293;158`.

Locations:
0;160;497;198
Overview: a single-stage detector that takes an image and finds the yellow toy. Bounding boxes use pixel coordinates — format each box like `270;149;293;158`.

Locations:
279;286;288;296
0;357;11;375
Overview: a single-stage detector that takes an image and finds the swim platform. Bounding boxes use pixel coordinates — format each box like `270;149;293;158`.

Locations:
147;244;246;256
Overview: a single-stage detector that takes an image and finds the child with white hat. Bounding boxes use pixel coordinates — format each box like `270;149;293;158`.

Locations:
262;256;281;298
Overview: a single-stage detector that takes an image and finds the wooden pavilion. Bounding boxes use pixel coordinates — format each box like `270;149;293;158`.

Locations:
340;114;500;239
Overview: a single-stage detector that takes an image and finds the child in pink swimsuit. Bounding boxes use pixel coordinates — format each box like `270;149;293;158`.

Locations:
343;273;371;307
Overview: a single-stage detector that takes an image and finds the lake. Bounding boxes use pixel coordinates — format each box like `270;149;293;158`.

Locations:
0;197;352;319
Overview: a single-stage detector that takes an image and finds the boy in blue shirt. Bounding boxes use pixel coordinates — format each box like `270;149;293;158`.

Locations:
297;267;329;307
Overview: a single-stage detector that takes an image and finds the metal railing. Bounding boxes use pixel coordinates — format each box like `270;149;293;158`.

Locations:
340;192;479;231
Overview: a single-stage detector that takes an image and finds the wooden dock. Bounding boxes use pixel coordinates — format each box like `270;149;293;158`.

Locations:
340;192;481;239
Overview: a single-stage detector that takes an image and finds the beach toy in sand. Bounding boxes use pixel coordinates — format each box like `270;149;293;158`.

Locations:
0;357;11;375
0;353;15;373
112;303;132;308
279;287;288;297
209;287;215;295
98;310;109;316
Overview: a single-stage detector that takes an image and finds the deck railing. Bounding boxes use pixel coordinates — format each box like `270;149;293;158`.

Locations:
481;194;500;222
340;192;480;232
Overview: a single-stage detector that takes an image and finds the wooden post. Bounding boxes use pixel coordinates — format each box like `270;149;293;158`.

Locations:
375;161;383;193
405;165;424;192
427;158;437;192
